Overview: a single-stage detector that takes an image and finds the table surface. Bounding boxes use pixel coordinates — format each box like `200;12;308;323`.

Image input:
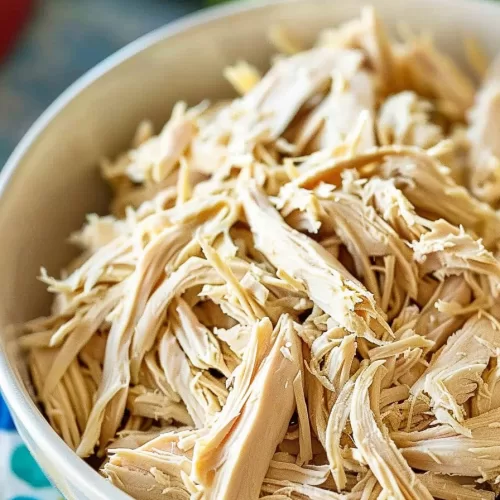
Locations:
0;2;201;498
0;0;201;168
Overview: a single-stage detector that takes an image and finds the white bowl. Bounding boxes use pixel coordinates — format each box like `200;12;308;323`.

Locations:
1;0;500;497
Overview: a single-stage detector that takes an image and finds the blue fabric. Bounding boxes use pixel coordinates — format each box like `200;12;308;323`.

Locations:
0;394;61;499
0;392;16;430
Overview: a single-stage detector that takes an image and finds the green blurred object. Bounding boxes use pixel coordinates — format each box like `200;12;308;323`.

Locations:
205;0;235;5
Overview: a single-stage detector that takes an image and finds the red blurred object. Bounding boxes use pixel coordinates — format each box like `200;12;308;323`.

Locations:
0;0;33;61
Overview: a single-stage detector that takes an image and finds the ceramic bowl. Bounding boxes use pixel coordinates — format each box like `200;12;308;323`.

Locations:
1;0;500;497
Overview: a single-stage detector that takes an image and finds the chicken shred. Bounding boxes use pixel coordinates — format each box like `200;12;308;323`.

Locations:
19;8;500;500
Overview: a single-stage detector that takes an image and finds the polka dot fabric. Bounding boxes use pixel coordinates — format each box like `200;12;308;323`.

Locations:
0;393;60;500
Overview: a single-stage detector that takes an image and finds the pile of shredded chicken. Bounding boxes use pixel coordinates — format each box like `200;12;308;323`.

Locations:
20;8;500;499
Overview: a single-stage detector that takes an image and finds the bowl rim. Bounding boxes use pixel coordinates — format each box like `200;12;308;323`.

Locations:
0;0;291;496
0;0;499;496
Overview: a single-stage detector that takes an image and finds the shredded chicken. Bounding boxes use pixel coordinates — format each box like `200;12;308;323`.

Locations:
19;8;500;500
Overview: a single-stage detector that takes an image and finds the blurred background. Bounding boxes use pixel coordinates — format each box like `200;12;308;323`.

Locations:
0;0;232;167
